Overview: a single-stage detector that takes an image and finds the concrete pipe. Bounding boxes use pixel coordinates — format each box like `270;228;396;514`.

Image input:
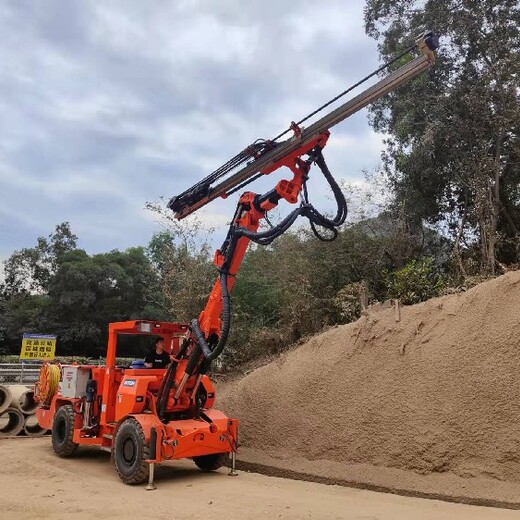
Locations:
0;407;24;437
0;384;12;415
9;385;38;414
23;413;47;437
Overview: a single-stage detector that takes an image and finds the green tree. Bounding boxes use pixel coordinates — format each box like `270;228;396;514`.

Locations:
48;247;164;356
147;230;214;323
364;0;520;275
0;223;165;356
0;293;50;354
146;200;216;322
384;257;445;305
3;222;77;294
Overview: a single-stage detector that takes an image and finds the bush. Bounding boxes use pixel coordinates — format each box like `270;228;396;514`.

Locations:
384;258;445;305
332;282;372;323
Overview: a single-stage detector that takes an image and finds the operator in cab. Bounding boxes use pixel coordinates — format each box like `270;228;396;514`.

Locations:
144;337;170;368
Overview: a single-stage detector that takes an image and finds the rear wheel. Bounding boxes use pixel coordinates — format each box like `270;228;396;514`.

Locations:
114;418;150;485
193;452;228;472
52;405;78;457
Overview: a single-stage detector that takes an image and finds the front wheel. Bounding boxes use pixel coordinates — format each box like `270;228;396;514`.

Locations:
52;405;78;457
193;452;228;472
114;418;150;485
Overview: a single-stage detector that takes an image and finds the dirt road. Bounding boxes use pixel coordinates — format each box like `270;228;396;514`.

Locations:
1;438;518;520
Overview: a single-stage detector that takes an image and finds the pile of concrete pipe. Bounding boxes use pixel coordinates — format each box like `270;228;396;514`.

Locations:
0;384;47;437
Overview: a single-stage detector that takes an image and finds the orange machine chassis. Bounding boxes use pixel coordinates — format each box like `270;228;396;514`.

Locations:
37;320;238;485
36;127;322;485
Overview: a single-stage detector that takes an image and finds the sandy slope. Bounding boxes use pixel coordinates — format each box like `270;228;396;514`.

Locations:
219;271;520;505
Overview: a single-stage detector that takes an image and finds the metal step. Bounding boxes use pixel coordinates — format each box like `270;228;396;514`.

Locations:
100;446;112;453
102;434;113;440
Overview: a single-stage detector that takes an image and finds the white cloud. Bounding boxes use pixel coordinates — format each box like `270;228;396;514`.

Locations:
0;0;389;261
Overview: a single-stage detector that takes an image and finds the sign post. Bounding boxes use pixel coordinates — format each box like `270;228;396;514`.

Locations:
20;333;57;360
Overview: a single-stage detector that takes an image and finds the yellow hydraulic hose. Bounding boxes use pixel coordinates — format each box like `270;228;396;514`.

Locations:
35;363;60;407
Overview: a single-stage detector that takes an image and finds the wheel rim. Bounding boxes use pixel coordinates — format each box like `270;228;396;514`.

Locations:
122;437;136;465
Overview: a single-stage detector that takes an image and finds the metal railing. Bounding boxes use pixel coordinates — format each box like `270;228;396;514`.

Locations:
0;363;41;384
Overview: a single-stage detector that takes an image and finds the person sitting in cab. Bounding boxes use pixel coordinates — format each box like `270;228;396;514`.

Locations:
144;337;170;368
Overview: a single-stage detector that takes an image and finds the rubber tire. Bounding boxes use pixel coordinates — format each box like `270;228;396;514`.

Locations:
52;405;79;457
114;418;150;485
193;452;228;472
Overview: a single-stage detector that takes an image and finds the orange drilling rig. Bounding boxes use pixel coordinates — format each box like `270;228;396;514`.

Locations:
36;32;438;487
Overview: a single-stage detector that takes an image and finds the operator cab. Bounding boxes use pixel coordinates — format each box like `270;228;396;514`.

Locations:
109;320;189;373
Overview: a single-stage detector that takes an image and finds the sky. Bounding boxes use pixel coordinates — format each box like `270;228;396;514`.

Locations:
0;0;384;264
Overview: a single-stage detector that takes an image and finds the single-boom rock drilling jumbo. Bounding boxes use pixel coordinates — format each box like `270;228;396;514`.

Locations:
35;32;438;487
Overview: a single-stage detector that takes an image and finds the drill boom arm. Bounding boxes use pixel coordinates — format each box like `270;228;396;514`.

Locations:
170;33;437;220
158;33;438;416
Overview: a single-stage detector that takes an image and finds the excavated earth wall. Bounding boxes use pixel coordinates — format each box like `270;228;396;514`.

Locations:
219;271;520;507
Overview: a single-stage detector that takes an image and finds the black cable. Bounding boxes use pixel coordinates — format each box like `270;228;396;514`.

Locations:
264;212;274;229
170;140;278;211
190;271;231;361
305;152;348;241
157;337;189;420
170;43;417;214
226;172;265;197
156;360;175;420
271;44;416;143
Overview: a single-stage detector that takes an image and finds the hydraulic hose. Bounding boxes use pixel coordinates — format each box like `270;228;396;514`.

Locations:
306;151;347;241
157;337;190;420
191;149;347;363
191;271;231;361
35;363;60;407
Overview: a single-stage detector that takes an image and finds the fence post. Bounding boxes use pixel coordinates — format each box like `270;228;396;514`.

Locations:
394;299;401;322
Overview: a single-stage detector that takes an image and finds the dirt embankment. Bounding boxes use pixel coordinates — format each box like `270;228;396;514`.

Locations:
219;271;520;505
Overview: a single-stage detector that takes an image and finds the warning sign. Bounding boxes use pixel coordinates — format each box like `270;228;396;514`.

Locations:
20;333;57;360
